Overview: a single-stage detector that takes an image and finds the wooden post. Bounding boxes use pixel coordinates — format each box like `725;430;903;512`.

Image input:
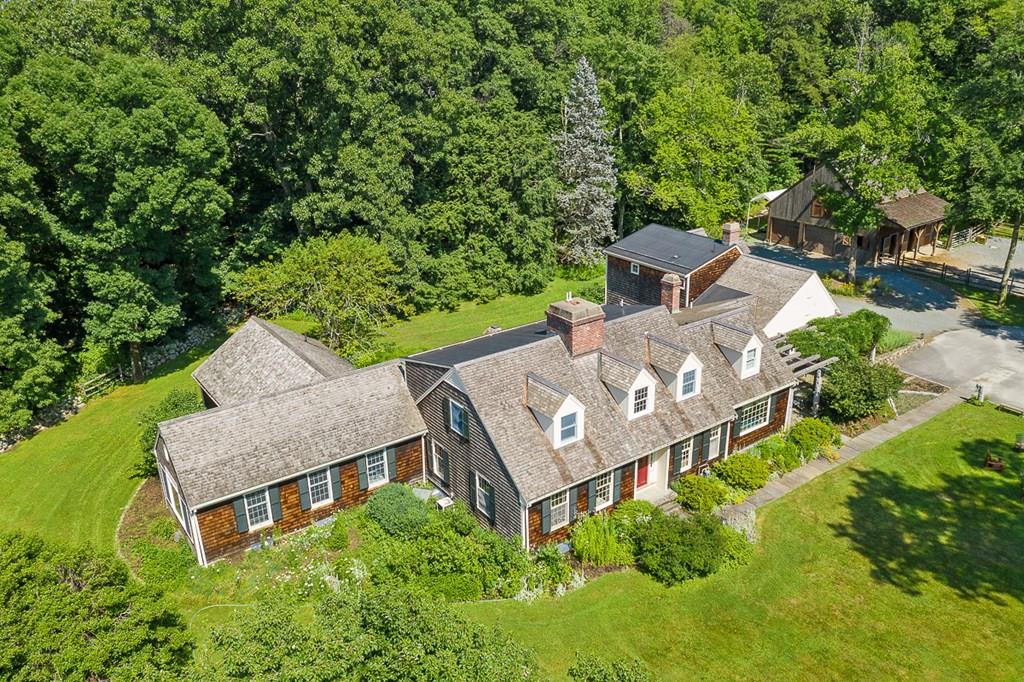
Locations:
941;263;946;280
811;369;823;417
967;268;972;286
932;223;940;255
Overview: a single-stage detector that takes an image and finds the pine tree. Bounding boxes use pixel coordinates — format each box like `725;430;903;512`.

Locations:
555;57;617;266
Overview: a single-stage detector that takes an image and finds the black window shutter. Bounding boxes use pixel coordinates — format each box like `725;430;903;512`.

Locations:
587;478;598;513
541;498;551;534
386;447;398;481
720;425;729;457
330;464;342;500
468;471;477;510
443;398;451;432
440;448;450;484
298;476;311;511
233;498;248;533
701;431;712;462
612;468;623;503
356;457;368;490
670;443;681;477
485;483;495;522
568;487;578;522
268;485;282;522
769;392;781;417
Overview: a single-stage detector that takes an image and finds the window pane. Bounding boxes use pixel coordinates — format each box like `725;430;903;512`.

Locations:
308;469;331;505
367;450;387;486
550;490;568;528
681;369;696;395
245;490;270;527
450;401;467;436
432;445;446;476
560;412;577;442
745;349;757;370
680;439;693;470
633;385;649;414
738;398;770;433
595;472;613;508
476;475;491;511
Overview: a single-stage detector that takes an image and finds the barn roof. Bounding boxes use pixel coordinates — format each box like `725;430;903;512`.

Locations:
192;317;353;407
159;363;426;508
877;191;949;229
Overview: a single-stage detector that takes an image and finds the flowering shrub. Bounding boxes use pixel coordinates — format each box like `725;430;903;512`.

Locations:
673;475;728;513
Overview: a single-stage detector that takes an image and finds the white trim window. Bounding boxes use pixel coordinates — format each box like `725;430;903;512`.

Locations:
708;426;721;458
737;398;771;434
560;411;578;443
476;473;492;513
681;368;698;397
679;438;693;471
549;490;569;529
449;399;468;437
632;385;650;416
594;471;613;510
244;489;272;529
366;450;389;488
307;468;332;507
630;262;640;275
745;348;758;372
431;443;447;478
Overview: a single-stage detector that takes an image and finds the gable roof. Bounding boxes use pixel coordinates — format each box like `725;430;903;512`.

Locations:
605;223;738;275
192;317;353;407
436;304;794;502
599;352;644;392
877;191;949;229
159;363;426;509
712;321;755;351
526;373;569;416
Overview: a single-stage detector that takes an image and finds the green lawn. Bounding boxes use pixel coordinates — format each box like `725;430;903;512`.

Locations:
463;403;1024;680
952;283;1024;327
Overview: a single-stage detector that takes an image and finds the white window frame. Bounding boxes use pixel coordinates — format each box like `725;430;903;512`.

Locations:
559;411;578;443
449;399;468;437
745;348;758;371
737;398;771;435
365;449;389;489
678;438;693;471
475;473;492;513
631;384;650;417
680;368;698;398
431;442;446;478
307;468;332;508
594;471;613;511
549;490;569;530
708;426;721;459
244;488;273;530
630;262;640;275
165;473;191;537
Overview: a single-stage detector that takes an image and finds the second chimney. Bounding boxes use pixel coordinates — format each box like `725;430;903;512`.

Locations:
722;221;742;246
660;273;682;313
546;297;605;356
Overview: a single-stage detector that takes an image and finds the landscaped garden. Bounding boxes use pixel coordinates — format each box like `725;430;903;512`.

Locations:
463;402;1024;680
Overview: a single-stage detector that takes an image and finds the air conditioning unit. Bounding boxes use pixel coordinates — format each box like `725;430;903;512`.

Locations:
436;496;455;511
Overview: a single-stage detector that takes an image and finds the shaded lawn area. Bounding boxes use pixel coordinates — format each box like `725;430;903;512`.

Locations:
952;283;1024;328
463;403;1024;680
0;337;224;549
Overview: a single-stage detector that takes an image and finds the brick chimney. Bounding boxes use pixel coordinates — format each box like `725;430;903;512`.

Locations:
546;296;605;356
660;273;682;313
722;221;742;246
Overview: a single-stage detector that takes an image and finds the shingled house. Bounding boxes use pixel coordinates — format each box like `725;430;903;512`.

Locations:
766;165;949;264
605;223;837;337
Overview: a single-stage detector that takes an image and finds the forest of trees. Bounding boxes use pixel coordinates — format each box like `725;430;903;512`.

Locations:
1;0;1022;432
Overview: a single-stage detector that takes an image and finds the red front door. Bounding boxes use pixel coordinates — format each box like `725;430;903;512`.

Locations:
636;456;649;487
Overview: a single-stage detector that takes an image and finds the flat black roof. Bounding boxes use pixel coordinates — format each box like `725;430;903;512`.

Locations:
605;223;735;275
408;303;654;367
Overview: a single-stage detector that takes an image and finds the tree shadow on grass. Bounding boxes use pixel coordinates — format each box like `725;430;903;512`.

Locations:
832;438;1024;604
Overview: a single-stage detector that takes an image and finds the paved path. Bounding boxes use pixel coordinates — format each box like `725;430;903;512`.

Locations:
724;389;964;517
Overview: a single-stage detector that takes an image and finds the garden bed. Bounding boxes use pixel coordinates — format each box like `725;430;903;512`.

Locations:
836;371;946;437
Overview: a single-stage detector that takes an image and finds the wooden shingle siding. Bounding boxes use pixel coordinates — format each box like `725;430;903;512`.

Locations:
605;255;668;307
195;438;422;563
686;248;741;303
404;362;448;401
527;463;635;548
415;376;523;543
730;388;791;451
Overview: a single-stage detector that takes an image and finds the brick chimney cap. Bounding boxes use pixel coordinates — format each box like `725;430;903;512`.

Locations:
546;298;605;323
660;273;682;284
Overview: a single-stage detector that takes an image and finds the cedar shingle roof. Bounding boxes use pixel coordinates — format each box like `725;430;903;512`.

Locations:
192;317;353;407
712;321;755;351
877;191;948;229
159;363;426;508
598;352;644;392
647;334;692;374
444;304;795;502
526;373;569;416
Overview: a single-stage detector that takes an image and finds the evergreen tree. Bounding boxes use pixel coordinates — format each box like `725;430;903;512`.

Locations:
555;57;617;266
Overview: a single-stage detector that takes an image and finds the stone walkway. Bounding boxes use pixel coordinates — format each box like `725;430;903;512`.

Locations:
725;388;965;517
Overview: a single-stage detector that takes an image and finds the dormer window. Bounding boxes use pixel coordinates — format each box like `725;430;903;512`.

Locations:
745;348;758;371
599;352;655;420
526;373;584;448
647;334;702;402
712;321;762;379
560;412;578;443
631;385;650;417
680;368;699;398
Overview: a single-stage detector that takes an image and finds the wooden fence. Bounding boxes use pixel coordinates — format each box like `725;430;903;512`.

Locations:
947;225;985;249
898;258;1024;299
79;367;123;399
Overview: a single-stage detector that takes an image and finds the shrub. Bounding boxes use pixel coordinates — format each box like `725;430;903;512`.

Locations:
325;515;350;551
720;525;755;569
751;434;802;473
569;652;654;681
787;418;841;461
364;484;430;539
788;309;892;361
533;542;572;588
634;513;750;586
822;357;904;421
409;573;483;601
673;475;728;513
135;388;204;478
712;453;770;491
612;499;659;549
570;513;633;567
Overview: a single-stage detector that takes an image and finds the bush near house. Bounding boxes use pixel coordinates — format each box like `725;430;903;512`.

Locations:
822;358;904;421
673;475;729;513
788;309;892;361
633;513;751;586
135;387;204;478
364;483;431;538
787;418;842;460
712;453;771;491
750;434;803;473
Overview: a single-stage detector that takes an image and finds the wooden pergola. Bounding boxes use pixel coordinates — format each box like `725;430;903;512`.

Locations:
774;339;839;416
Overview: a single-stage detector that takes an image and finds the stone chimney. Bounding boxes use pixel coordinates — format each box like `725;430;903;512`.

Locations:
546;296;605;356
660;273;682;313
722;221;742;246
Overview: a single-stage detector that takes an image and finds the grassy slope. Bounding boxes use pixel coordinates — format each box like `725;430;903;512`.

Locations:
463;403;1024;681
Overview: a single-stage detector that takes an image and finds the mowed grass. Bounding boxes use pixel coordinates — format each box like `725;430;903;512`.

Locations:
462;403;1024;680
952;283;1024;328
0;338;224;549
